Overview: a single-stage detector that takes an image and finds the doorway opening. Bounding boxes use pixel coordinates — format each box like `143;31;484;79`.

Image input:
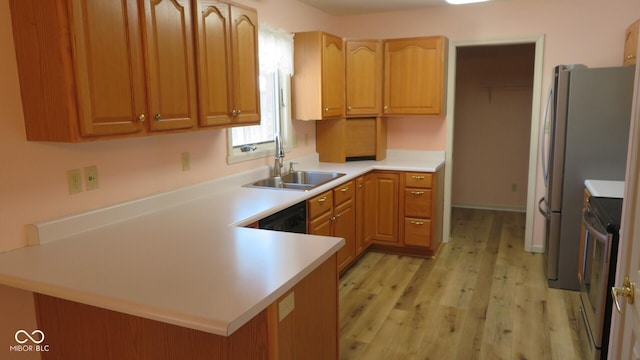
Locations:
442;36;545;253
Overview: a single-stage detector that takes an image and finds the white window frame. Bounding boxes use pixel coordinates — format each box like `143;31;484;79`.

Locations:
227;25;294;164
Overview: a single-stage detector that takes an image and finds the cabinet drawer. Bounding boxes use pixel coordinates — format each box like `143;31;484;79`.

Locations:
333;180;355;206
404;218;431;247
308;190;333;219
405;172;433;188
404;188;432;218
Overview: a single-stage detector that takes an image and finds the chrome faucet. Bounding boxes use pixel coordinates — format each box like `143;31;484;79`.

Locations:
273;134;285;177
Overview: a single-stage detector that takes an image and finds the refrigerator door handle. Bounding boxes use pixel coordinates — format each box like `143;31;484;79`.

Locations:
541;85;553;187
538;197;549;218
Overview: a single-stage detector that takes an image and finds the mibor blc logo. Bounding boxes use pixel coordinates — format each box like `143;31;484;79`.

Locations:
9;329;50;352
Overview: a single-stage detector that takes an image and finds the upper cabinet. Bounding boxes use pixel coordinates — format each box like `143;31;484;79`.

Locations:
194;1;259;127
10;0;146;141
293;32;345;120
9;0;259;142
624;19;639;66
383;36;447;116
142;0;197;131
345;40;382;117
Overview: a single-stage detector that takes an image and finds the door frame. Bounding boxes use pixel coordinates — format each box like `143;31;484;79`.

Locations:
442;34;545;253
608;38;640;358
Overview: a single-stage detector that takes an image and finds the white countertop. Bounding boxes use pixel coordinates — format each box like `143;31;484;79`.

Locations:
0;150;444;336
584;179;625;199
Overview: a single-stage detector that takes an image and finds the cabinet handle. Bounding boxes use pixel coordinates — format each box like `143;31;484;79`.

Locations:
411;191;425;195
340;187;349;192
358;184;363;189
324;107;329;112
348;106;352;111
231;110;237;116
410;221;425;225
237;109;242;115
627;55;636;60
384;105;389;110
155;114;162;121
317;196;327;203
412;175;425;180
138;114;146;122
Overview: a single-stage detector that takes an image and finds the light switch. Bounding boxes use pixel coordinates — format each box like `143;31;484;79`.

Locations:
85;166;99;191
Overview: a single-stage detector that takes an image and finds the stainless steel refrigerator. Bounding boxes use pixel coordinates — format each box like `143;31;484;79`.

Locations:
538;64;633;290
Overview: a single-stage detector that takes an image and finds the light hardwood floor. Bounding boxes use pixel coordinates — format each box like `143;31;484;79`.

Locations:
339;208;587;360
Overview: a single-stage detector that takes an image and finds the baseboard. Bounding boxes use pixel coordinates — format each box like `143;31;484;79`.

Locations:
452;204;526;213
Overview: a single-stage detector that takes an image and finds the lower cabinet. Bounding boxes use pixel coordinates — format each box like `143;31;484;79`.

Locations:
368;168;444;258
307;168;444;274
33;255;338;359
355;174;375;256
369;171;400;243
399;170;444;257
308;181;356;272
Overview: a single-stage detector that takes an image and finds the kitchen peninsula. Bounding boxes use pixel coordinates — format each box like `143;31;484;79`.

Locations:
0;150;444;359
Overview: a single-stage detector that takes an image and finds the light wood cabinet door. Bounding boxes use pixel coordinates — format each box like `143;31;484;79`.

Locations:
194;1;232;126
230;5;260;125
293;31;344;120
624;20;639;66
355;175;375;255
194;2;259;127
383;36;447;116
72;0;147;137
142;0;197;131
322;33;346;118
10;0;146;141
346;40;382;116
334;200;356;271
362;174;376;248
372;172;399;243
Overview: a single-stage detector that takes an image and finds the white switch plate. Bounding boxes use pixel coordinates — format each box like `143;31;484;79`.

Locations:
85;165;99;191
278;291;295;322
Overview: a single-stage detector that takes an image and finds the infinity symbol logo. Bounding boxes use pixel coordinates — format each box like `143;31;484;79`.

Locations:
15;329;45;344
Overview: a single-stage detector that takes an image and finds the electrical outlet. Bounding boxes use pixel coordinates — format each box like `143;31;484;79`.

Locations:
67;169;82;195
511;183;518;192
278;291;295;322
85;165;99;191
181;152;191;171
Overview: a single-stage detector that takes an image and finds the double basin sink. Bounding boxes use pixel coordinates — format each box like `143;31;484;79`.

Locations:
245;171;345;191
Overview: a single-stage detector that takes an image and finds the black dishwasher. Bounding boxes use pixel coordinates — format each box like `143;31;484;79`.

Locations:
258;201;307;233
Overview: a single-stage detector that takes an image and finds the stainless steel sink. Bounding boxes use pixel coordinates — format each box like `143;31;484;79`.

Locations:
281;171;344;186
245;171;345;191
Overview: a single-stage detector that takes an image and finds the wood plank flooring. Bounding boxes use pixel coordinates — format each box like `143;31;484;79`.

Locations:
339;208;587;360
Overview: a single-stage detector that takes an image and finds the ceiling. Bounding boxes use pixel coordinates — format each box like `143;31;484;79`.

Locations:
297;0;493;15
